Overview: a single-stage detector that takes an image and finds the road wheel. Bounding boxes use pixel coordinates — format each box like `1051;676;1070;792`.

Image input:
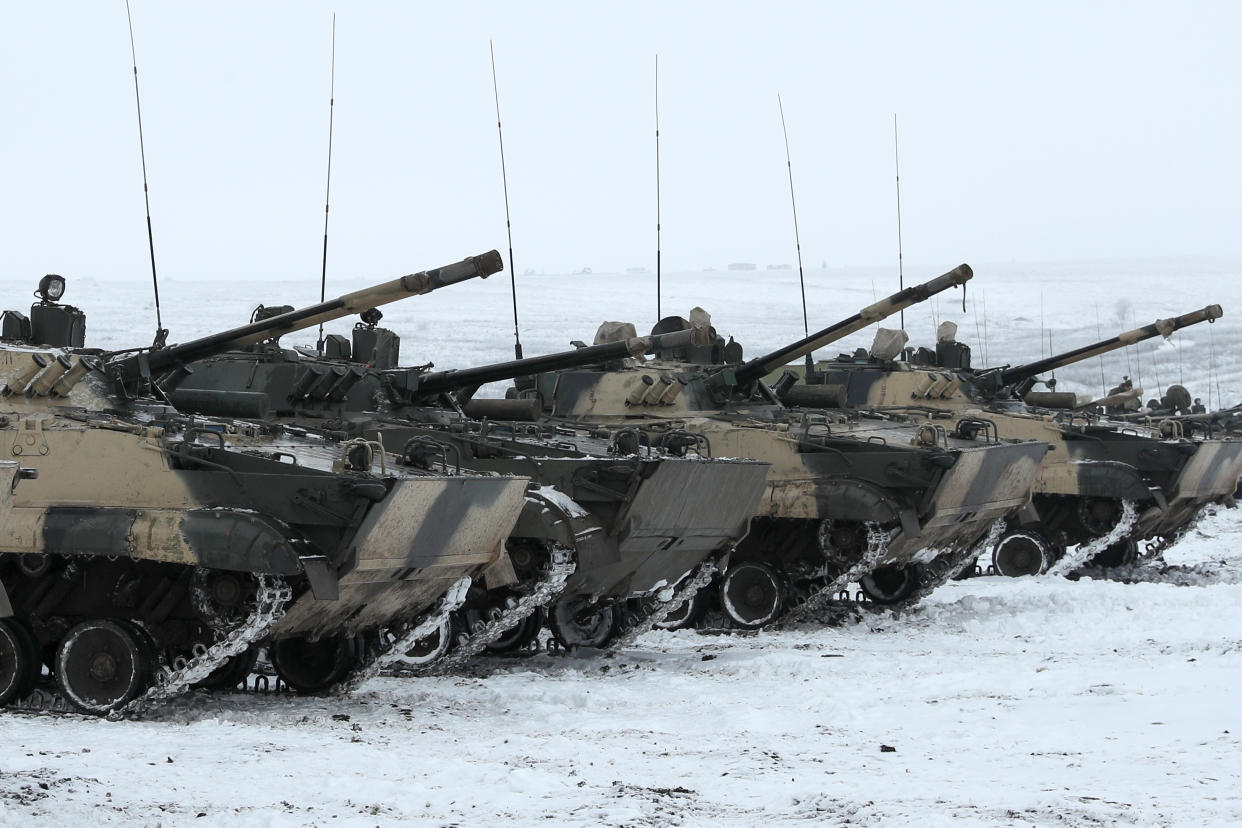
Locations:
269;634;359;693
387;615;460;668
195;648;259;691
992;530;1056;577
55;619;152;714
1087;538;1138;569
484;611;543;655
548;597;620;649
1;618;41;705
859;565;920;605
653;583;711;631
720;561;786;628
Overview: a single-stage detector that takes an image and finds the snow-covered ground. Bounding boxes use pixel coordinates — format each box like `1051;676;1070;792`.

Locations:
2;260;1241;826
3;509;1239;827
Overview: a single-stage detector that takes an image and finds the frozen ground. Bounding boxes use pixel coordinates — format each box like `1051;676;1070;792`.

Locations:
2;260;1240;826
2;508;1239;827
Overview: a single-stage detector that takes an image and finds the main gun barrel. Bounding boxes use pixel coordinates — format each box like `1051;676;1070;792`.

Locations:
415;326;707;397
106;251;503;385
997;304;1223;388
730;263;973;387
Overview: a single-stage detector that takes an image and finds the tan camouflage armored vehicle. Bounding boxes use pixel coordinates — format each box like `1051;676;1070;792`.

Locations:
776;305;1242;576
515;266;1050;626
159;313;770;652
0;253;542;714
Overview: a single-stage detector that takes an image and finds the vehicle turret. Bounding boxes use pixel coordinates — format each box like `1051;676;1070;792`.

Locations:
413;325;711;399
107;251;503;393
543;264;973;420
0;251;503;405
730;264;974;389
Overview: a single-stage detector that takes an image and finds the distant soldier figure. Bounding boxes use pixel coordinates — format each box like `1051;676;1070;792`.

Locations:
1162;384;1193;416
1192;397;1207;414
1105;377;1140;415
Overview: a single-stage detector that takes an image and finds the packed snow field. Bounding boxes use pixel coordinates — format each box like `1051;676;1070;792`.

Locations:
3;511;1240;827
3;260;1240;826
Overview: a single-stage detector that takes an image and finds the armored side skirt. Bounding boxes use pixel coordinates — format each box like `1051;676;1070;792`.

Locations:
889;440;1048;561
566;458;770;598
1139;439;1242;537
273;476;528;638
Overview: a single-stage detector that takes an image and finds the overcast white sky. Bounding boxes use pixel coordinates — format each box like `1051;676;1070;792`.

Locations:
2;1;1239;300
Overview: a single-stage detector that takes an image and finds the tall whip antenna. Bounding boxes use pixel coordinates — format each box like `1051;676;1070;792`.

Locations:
777;95;812;374
655;54;662;322
893;113;905;331
1210;322;1220;411
490;41;523;359
1095;305;1107;397
1177;329;1183;386
1149;342;1162;400
981;290;989;367
316;14;336;353
124;0;166;348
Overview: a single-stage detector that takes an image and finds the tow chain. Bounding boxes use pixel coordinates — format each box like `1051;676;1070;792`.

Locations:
774;522;894;628
1140;508;1208;560
607;557;722;650
112;575;292;720
1046;499;1138;577
892;517;1008;611
409;546;576;676
332;577;473;693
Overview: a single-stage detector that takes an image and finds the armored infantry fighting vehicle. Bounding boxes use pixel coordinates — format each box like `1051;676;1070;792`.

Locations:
0;252;543;714
515;266;1051;627
160;315;770;652
781;305;1242;576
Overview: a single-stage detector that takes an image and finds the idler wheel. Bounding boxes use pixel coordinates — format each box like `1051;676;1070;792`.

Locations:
191;569;257;632
720;561;786;628
859;565;920;605
269;634;360;694
1;618;42;705
653;584;711;631
992;530;1056;577
54;619;152;714
388;616;460;668
548;597;620;649
484;611;543;655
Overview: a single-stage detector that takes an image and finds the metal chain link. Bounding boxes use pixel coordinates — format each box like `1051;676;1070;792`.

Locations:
411;546;576;676
774;522;894;628
607;557;721;650
112;575;292;720
331;577;473;694
1046;499;1138;577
